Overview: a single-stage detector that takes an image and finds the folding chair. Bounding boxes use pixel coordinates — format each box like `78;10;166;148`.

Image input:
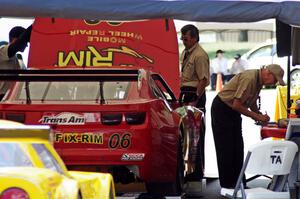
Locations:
285;118;300;198
221;140;298;199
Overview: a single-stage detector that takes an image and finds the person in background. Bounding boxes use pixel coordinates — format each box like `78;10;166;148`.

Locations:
231;53;248;77
0;25;32;99
180;24;210;180
211;64;285;189
210;49;228;90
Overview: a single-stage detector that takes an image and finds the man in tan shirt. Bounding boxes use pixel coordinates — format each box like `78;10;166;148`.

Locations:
180;24;210;180
211;64;285;189
180;24;210;111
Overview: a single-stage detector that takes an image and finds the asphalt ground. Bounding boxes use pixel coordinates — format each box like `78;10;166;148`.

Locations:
115;177;271;198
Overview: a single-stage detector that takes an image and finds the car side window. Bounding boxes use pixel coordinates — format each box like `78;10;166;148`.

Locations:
150;77;165;99
0;143;33;167
32;143;64;174
154;80;173;101
150;74;177;102
248;45;273;60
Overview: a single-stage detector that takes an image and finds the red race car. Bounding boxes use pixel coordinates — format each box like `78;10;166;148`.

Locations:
0;18;205;196
0;68;204;196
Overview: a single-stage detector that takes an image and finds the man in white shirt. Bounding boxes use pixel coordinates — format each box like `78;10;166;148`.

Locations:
231;53;248;75
210;49;228;90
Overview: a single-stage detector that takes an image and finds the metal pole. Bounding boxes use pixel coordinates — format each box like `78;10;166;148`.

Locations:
287;56;291;116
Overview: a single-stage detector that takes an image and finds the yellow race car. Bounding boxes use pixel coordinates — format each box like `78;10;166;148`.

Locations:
274;85;300;121
0;120;115;199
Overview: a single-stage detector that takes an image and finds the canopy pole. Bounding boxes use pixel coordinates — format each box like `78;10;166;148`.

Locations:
287;56;291;116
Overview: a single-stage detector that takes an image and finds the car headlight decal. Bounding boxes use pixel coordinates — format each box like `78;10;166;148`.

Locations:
0;188;29;199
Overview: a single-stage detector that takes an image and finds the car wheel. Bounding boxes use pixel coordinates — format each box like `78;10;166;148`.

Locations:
145;137;184;197
185;119;205;181
195;120;205;179
290;68;300;90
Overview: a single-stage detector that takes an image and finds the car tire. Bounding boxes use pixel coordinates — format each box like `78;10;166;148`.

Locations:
145;137;184;197
184;119;205;181
196;120;205;179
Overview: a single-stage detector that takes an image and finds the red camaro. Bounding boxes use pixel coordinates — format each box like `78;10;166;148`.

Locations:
0;68;204;196
0;18;205;196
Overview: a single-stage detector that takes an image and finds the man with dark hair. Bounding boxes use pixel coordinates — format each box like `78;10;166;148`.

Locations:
0;25;32;99
179;24;210;180
2;26;32;65
211;64;285;189
180;24;209;111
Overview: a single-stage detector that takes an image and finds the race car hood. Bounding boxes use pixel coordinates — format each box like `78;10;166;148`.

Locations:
0;167;63;185
28;18;180;96
0;167;78;198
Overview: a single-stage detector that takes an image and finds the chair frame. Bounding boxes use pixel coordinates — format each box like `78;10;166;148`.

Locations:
223;140;298;199
230;151;251;199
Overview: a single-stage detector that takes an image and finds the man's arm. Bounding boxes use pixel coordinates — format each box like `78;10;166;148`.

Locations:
232;98;269;122
249;102;262;114
197;78;207;97
195;54;210;96
8;25;32;58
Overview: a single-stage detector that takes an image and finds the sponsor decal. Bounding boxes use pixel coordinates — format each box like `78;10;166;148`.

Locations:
270;150;283;164
39;112;85;125
55;133;103;144
84;113;101;123
103;46;153;63
121;153;145;161
69;29;142;41
270;147;286;171
56;45;153;67
109;133;132;149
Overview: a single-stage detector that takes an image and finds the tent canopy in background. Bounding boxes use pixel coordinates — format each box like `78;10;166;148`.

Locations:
0;0;300;26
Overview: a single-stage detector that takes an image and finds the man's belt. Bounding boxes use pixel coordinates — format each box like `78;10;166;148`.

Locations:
180;86;197;93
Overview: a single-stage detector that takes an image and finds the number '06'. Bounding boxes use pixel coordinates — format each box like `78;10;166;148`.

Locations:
109;133;131;149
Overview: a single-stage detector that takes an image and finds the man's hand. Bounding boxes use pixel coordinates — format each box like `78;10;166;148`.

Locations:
255;113;270;124
232;98;270;124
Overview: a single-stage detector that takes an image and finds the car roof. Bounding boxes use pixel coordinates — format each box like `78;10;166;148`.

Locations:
0;120;50;140
242;39;276;60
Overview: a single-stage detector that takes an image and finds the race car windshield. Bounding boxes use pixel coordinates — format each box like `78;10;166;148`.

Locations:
0;143;33;167
16;81;130;102
32;143;65;175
